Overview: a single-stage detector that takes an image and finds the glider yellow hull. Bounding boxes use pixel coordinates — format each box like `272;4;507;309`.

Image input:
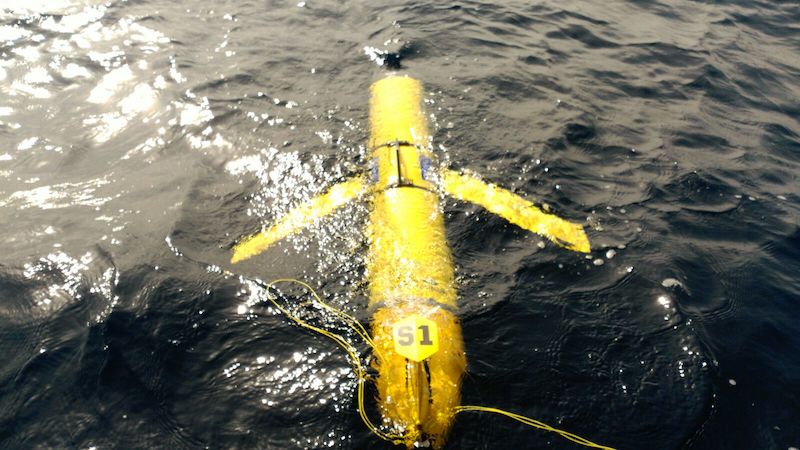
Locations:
367;76;464;448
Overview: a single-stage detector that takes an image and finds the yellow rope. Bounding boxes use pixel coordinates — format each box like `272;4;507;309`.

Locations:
454;405;615;450
258;279;404;445
257;278;615;450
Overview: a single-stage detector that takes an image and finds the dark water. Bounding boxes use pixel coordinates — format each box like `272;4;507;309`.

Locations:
1;0;799;449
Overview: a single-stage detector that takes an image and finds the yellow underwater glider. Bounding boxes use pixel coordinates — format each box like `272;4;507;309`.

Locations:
232;76;596;448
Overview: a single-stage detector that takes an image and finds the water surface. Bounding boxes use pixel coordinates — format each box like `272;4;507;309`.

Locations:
1;1;798;449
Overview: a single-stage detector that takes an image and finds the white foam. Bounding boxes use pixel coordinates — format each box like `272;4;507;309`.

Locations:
226;155;265;176
49;38;73;53
62;63;92;79
83;113;128;143
119;83;157;115
72;17;128;50
18;137;39;151
0;0;81;15
87;64;133;104
40;5;106;34
363;45;387;66
178;101;213;126
0;25;32;41
129;22;170;44
0;178;111;210
153;75;167;89
23;67;53;84
86;82;158;143
10;80;51;98
169;57;186;83
186;132;230;150
12;46;41;62
87;49;125;66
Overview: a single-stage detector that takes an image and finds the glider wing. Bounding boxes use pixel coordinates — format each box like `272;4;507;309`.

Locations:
231;175;369;263
441;169;590;253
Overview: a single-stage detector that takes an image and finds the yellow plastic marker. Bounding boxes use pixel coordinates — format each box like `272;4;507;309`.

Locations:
231;75;595;449
392;315;440;362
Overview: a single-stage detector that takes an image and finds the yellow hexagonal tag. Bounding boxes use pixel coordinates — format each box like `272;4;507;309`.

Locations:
392;315;439;361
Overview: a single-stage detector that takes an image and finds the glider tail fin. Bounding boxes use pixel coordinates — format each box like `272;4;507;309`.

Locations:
441;169;590;253
231;175;369;264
